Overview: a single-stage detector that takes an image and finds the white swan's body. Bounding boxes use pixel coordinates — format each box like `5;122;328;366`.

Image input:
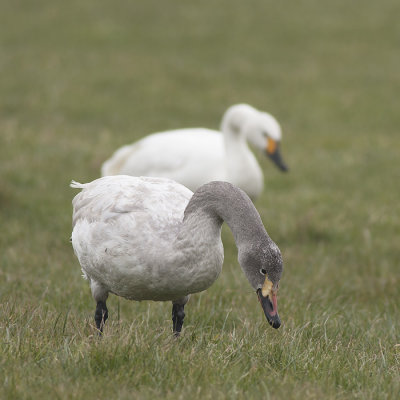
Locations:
101;128;262;198
71;175;283;334
101;104;288;199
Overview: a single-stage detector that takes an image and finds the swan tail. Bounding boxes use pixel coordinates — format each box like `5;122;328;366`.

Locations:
70;180;88;189
101;145;133;176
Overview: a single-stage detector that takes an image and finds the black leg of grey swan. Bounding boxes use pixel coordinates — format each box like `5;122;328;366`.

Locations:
172;303;185;337
95;300;108;334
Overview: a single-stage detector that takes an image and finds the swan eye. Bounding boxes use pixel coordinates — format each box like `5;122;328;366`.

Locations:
260;268;267;275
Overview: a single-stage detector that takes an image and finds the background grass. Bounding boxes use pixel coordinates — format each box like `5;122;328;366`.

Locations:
1;0;399;398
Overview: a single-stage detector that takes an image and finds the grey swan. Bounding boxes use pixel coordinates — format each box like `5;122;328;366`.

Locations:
71;175;283;335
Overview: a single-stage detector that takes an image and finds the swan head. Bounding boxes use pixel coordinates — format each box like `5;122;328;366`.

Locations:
244;111;289;172
238;240;283;329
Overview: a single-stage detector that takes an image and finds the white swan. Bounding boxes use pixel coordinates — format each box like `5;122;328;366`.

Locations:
101;104;288;200
71;175;283;335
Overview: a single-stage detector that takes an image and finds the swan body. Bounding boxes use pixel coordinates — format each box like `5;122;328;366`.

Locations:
71;175;283;334
71;176;222;301
101;104;288;199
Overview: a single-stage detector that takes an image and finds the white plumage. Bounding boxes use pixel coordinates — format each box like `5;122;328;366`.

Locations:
71;176;221;302
101;104;287;200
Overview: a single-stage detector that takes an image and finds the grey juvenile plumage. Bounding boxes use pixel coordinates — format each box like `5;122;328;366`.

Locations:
71;176;283;336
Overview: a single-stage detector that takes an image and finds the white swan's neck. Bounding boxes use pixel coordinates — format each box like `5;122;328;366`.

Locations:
219;105;263;198
220;104;258;137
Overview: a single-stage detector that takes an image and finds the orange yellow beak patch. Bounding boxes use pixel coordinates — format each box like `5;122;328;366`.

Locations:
261;276;273;297
266;139;277;155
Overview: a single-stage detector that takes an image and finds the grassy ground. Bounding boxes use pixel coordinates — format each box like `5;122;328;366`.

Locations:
1;0;399;398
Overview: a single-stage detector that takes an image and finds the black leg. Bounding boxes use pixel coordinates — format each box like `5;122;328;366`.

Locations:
95;300;108;334
172;303;186;337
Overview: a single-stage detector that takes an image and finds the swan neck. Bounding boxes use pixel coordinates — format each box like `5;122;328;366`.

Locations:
220;104;258;139
183;182;267;250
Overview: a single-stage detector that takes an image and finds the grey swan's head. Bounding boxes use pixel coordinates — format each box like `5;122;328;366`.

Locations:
186;180;284;329
238;241;283;329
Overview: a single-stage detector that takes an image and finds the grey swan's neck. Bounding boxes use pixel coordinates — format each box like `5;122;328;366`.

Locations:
174;181;282;294
182;181;272;251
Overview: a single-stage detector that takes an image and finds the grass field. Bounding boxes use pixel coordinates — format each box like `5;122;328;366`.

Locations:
1;0;399;398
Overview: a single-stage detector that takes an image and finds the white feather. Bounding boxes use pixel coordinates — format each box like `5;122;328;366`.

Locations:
71;175;223;302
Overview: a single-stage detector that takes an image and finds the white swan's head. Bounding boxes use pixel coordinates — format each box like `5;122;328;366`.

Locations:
221;104;288;172
244;111;288;172
245;111;282;147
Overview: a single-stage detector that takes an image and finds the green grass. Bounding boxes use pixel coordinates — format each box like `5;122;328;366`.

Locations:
1;0;399;398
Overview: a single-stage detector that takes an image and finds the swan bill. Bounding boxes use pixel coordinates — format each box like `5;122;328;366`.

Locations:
257;288;281;329
265;141;288;172
266;139;277;155
261;276;273;297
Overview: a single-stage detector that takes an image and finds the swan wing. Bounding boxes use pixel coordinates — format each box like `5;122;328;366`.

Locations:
71;175;191;231
71;176;193;296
